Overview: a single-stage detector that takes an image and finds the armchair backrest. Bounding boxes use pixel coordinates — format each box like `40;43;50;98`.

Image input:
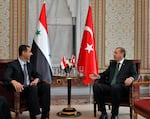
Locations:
110;59;141;75
0;59;13;81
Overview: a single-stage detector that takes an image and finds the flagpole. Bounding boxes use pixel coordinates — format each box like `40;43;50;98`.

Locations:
72;17;76;56
89;83;93;103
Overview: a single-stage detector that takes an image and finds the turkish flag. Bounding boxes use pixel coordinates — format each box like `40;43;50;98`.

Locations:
77;6;98;85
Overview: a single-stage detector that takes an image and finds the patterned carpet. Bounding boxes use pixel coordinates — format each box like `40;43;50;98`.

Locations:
11;94;145;119
51;95;91;105
11;104;145;119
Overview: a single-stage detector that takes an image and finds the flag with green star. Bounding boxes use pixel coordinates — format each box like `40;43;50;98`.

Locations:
30;2;53;83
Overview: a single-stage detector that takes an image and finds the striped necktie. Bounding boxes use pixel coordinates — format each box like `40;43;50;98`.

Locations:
23;64;29;87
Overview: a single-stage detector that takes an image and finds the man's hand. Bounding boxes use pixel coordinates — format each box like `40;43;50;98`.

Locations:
30;78;39;86
11;80;24;92
124;77;133;86
89;73;100;80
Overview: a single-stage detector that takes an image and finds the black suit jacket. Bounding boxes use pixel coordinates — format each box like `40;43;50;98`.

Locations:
99;59;138;85
3;59;42;84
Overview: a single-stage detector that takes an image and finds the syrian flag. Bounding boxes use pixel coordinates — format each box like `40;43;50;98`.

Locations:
77;6;98;85
60;56;67;69
30;2;53;83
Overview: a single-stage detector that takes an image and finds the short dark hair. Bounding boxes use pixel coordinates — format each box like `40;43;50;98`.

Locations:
19;45;30;56
116;47;126;57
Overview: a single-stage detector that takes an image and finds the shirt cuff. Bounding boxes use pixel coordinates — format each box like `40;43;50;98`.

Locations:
98;75;101;79
130;77;134;82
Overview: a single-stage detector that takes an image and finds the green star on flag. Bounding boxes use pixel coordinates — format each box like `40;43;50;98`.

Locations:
49;54;51;57
36;30;40;35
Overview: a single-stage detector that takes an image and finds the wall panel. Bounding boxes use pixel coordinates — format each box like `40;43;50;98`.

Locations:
93;0;150;73
0;0;27;59
0;0;10;58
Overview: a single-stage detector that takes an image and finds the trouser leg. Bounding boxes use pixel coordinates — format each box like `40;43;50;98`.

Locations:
0;96;11;119
23;86;40;117
93;83;111;114
111;84;128;115
38;83;50;118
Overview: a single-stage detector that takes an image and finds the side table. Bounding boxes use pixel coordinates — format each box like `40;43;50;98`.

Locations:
54;75;84;117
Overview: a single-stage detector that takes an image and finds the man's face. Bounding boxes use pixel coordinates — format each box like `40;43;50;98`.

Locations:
113;48;123;61
22;47;33;60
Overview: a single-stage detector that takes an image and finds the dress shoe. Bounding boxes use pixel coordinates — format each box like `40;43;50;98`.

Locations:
41;113;49;119
30;116;36;119
110;115;118;119
99;113;108;119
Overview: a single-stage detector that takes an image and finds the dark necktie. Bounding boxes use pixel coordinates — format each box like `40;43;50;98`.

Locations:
23;64;28;87
111;63;120;85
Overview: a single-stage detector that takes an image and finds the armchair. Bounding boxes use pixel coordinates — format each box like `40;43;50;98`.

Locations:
133;81;150;119
93;60;141;119
0;59;49;119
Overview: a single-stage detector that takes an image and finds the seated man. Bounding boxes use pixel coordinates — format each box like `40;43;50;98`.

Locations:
3;45;50;119
90;47;138;119
0;96;12;119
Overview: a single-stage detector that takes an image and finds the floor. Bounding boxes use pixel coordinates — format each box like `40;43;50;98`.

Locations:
11;104;145;119
11;86;145;119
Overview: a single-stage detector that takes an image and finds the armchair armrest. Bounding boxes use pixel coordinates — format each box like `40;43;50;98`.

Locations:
132;81;150;102
129;77;141;106
0;81;21;113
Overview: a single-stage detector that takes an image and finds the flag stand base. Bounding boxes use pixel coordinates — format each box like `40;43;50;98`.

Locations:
57;106;81;117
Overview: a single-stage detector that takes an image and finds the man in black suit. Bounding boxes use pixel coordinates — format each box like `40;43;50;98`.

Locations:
0;96;12;119
3;45;50;119
90;47;138;119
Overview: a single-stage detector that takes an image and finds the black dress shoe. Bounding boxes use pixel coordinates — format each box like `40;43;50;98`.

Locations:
30;116;36;119
110;115;118;119
99;113;108;119
41;113;49;119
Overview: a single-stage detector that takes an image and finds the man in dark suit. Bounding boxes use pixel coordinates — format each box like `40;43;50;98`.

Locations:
3;45;50;119
90;47;138;119
0;96;12;119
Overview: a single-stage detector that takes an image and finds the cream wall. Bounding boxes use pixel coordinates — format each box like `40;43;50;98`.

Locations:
105;0;134;63
93;0;150;73
0;0;27;59
0;0;149;73
0;0;10;58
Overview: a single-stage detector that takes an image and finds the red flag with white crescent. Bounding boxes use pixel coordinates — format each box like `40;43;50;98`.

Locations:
77;6;98;85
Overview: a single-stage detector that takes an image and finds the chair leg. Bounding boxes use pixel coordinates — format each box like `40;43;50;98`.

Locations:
130;107;132;119
134;112;137;119
15;112;19;119
94;103;96;117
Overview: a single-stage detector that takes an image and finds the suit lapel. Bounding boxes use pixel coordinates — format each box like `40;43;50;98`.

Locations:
110;61;117;80
118;59;126;75
15;60;24;79
16;60;23;73
112;62;117;75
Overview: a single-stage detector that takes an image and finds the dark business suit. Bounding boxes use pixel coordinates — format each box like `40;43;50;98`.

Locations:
0;96;12;119
93;59;138;115
3;59;50;118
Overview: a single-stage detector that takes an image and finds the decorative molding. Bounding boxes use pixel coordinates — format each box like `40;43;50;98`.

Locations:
9;0;27;59
135;0;150;73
